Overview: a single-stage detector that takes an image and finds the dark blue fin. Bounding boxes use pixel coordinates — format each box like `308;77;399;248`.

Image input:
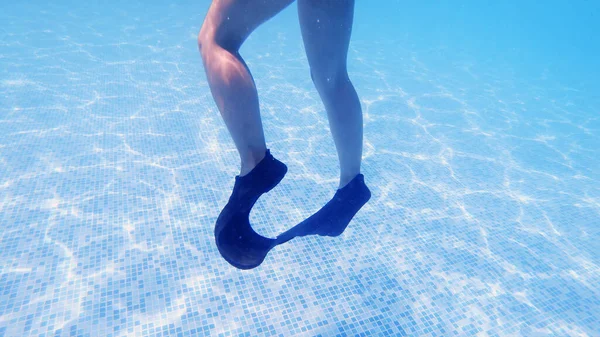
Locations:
214;149;287;270
275;173;371;245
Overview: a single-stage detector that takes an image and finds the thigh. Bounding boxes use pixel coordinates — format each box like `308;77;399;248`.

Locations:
201;0;295;50
297;0;355;75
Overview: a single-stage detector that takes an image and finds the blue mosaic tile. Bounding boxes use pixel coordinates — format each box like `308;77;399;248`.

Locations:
1;1;599;336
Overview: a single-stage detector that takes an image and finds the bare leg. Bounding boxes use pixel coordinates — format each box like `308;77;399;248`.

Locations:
198;0;293;176
298;0;362;189
275;0;370;243
200;0;293;269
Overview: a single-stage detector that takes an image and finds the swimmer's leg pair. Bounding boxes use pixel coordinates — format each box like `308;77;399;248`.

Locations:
214;149;287;270
215;148;371;269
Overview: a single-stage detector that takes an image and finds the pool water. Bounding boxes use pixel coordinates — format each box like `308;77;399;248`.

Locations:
1;1;599;336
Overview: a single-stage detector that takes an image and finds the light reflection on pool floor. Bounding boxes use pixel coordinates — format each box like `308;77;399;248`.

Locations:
1;2;599;336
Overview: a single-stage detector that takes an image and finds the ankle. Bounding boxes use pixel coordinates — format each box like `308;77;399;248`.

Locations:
239;149;267;176
338;172;360;190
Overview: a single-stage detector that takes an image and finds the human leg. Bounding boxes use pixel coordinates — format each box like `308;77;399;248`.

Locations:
297;0;362;189
199;0;293;269
275;0;370;242
198;0;294;175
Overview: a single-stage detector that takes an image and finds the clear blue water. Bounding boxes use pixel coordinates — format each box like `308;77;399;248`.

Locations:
1;1;599;336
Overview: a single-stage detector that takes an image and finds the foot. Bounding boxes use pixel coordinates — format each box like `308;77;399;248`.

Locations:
214;149;287;269
275;173;371;244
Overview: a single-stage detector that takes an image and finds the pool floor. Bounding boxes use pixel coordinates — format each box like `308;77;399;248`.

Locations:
1;1;599;336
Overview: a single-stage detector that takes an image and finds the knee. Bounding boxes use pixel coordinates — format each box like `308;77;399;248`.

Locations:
310;67;350;93
197;28;212;58
197;22;225;58
197;24;241;59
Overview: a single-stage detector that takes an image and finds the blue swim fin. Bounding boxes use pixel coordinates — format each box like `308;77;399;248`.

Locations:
275;173;371;244
214;149;287;269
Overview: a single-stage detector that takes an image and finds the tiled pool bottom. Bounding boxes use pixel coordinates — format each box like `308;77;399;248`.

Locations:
2;3;600;337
